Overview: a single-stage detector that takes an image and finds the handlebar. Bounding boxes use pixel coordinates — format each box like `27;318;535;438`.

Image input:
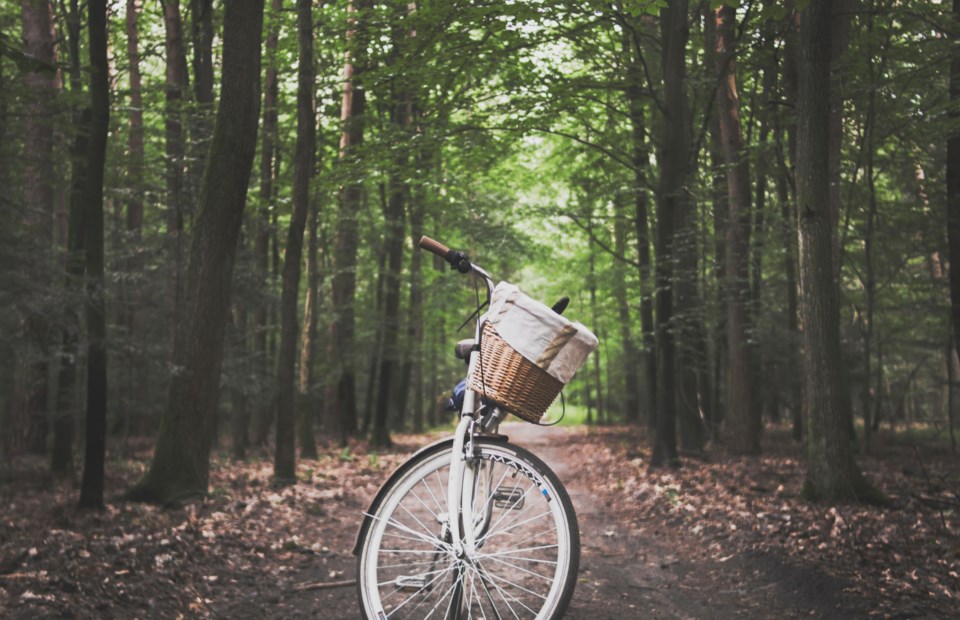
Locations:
419;235;472;274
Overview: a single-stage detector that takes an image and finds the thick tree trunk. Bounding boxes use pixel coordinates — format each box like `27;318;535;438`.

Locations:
17;0;60;455
651;0;689;466
78;0;110;510
163;0;190;341
251;0;283;447
129;0;265;503
715;5;758;454
275;0;316;480
796;0;883;504
947;0;960;420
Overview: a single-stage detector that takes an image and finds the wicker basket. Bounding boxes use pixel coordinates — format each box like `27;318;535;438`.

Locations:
468;322;564;423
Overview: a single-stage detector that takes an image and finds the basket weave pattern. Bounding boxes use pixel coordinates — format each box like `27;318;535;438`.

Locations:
468;322;563;423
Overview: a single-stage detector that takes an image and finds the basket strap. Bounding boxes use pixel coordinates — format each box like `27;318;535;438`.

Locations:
535;324;578;371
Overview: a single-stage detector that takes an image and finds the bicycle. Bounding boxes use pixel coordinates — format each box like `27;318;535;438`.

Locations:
354;236;597;619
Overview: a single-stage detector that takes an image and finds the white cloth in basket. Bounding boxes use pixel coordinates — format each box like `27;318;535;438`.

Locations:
485;282;598;384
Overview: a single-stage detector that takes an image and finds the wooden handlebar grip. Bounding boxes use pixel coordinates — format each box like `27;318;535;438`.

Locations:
419;236;450;258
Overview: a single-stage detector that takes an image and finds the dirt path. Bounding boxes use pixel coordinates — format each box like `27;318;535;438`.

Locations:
502;423;869;620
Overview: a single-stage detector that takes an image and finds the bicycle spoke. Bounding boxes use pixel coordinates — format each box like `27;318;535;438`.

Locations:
464;562;530;619
480;554;554;583
478;510;553;547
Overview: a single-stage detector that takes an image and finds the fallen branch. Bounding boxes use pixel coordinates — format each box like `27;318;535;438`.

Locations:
290;579;356;592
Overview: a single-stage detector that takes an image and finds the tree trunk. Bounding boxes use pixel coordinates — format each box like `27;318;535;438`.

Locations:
715;4;758;455
612;191;641;423
703;2;726;440
163;0;190;341
947;0;960;417
129;0;265;504
622;15;657;430
588;245;605;424
16;0;60;455
651;0;688;467
781;4;803;441
189;0;215;191
251;0;283;447
78;0;110;510
327;0;372;444
796;0;883;504
373;26;411;445
51;0;88;474
298;198;320;459
275;0;316;480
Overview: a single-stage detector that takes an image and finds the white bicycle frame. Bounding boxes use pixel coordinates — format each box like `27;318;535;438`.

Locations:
446;264;497;561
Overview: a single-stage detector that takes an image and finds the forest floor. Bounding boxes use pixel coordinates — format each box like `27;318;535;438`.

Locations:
1;423;959;619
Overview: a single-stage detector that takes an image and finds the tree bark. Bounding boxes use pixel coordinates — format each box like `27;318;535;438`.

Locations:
715;4;758;454
78;0;110;510
16;0;60;455
796;0;883;504
189;0;215;194
298;198;320;459
622;14;657;430
275;0;316;480
651;0;689;466
327;0;372;443
51;0;88;474
129;0;265;503
947;0;960;418
251;0;283;447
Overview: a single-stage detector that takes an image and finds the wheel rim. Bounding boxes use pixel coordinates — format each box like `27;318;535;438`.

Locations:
360;445;573;619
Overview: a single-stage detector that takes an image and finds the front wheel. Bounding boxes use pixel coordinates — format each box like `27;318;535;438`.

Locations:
356;439;580;619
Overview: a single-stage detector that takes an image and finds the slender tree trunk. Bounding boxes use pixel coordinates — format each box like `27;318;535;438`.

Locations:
613;192;641;423
51;0;87;474
275;0;316;480
651;0;688;467
129;0;265;503
704;3;726;439
781;4;803;441
796;0;883;504
408;164;426;433
860;9;880;453
298;198;320;459
251;0;283;447
715;4;758;454
622;17;657;430
78;0;110;510
124;0;147;433
327;0;371;443
373;24;412;446
588;245;605;424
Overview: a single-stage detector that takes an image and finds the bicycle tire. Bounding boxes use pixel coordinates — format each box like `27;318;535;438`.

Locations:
356;438;580;619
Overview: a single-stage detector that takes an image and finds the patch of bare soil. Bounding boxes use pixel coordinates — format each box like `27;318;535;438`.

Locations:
1;425;957;619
